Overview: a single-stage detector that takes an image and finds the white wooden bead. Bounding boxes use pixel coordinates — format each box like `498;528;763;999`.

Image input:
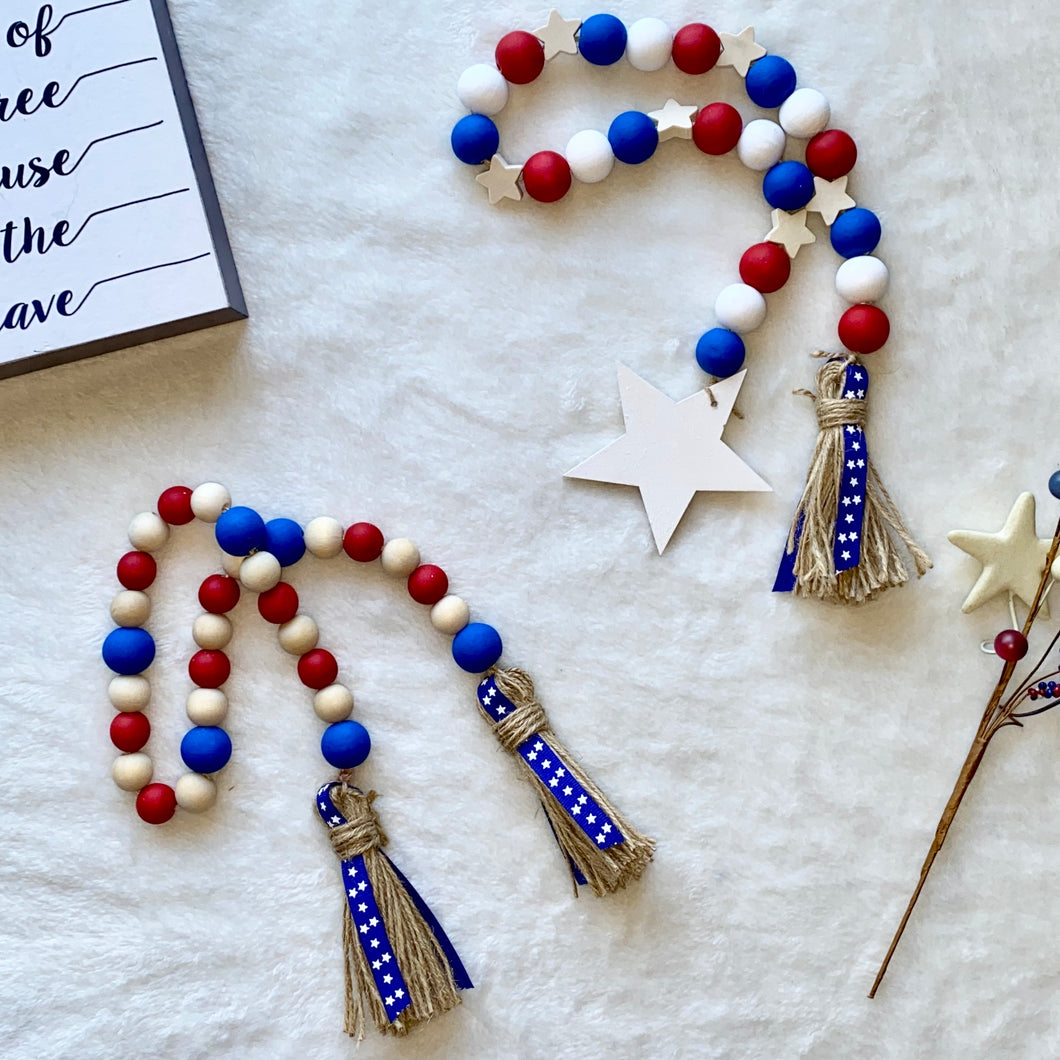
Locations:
112;752;153;791
128;511;169;552
314;683;355;722
626;17;672;71
240;551;281;593
304;517;344;558
456;63;509;116
175;772;217;813
110;590;151;627
565;129;615;183
430;595;470;635
109;675;151;711
380;538;420;577
835;255;889;304
278;614;319;655
714;284;767;334
187;687;228;725
221;552;244;577
190;482;231;522
193;612;233;650
778;88;830;139
737;119;786;171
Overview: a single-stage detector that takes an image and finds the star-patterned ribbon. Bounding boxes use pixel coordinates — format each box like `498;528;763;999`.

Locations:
316;784;472;1023
477;677;625;853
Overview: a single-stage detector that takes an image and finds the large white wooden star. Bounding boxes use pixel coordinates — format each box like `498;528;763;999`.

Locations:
807;175;856;225
948;492;1052;614
648;99;698;141
717;27;766;77
533;9;581;60
565;366;770;553
476;154;522;205
765;208;815;258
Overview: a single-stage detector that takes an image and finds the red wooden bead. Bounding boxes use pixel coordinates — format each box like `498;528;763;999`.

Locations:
156;485;194;525
344;522;384;562
993;629;1028;662
522;151;571;203
671;23;721;74
495;30;545;84
691;102;742;156
739;242;791;293
297;648;338;690
136;782;177;824
805;129;857;180
189;649;231;688
198;574;241;614
117;551;157;590
838;304;890;353
110;711;151;752
258;581;299;624
408;564;449;605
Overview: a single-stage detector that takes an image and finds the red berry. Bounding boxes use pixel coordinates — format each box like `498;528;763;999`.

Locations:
993;629;1028;662
838;304;890;353
522;151;571;203
671;23;721;74
408;564;449;605
495;30;545;84
198;574;240;614
739;242;792;293
136;783;176;824
343;522;384;562
297;648;338;690
258;581;299;624
110;711;151;752
691;102;742;156
157;486;194;525
806;129;857;180
117;551;157;590
189;649;231;688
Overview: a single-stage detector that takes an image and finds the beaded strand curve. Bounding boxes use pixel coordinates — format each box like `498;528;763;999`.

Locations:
450;12;891;381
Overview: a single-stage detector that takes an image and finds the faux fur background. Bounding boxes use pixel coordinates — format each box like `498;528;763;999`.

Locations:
1;0;1058;1057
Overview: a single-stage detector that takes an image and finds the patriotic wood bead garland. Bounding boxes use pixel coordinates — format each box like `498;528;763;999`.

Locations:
104;483;653;1036
451;12;930;599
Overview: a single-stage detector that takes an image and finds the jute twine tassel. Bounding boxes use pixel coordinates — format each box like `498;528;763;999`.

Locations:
326;787;462;1038
785;354;931;603
486;667;655;896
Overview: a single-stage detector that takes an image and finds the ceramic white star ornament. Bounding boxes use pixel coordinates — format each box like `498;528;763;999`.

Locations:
807;175;856;225
948;492;1052;614
765;208;815;257
533;9;580;60
648;99;697;141
476;154;522;205
565;366;770;553
717;27;766;77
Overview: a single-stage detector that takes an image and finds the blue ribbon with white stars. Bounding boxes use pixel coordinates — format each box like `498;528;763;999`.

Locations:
316;784;472;1023
773;362;869;591
477;676;625;856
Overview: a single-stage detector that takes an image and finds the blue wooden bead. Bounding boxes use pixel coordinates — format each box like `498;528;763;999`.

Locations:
451;114;499;165
321;720;372;769
452;622;503;673
745;55;797;109
762;160;815;211
608;111;658;165
215;506;267;556
264;518;306;567
830;208;882;258
180;726;233;773
102;627;156;675
1049;471;1060;499
695;329;746;377
578;13;627;65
